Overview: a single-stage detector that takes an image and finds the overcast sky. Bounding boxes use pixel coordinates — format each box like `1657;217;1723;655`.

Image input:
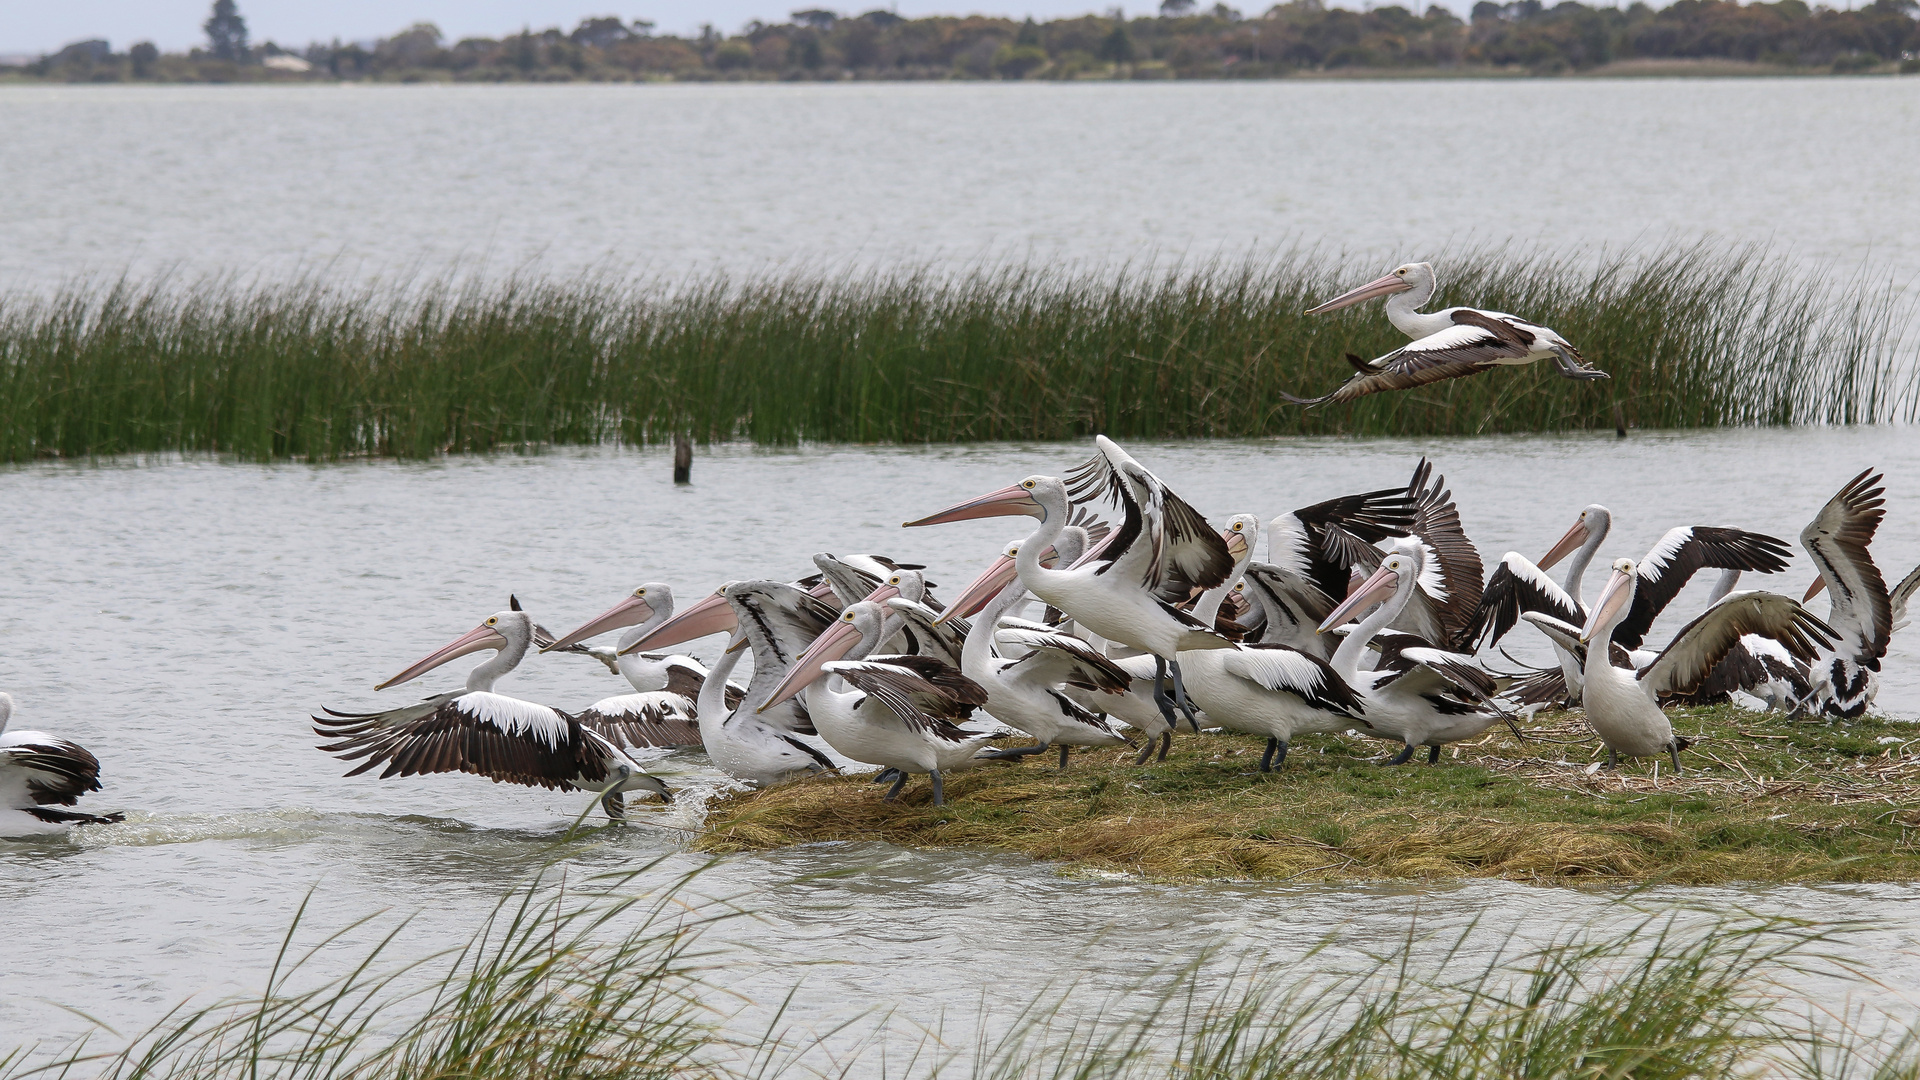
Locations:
8;0;1469;55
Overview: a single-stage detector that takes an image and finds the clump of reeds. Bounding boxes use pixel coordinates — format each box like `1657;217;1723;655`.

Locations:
1;244;1909;462
5;864;728;1080
7;871;1920;1080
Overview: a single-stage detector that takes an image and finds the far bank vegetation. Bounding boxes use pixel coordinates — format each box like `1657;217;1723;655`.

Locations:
9;0;1919;84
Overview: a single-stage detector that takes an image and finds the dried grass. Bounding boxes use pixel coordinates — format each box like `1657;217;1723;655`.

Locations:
694;705;1920;885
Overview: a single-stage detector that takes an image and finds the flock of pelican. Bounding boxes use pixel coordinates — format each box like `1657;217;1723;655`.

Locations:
3;263;1911;832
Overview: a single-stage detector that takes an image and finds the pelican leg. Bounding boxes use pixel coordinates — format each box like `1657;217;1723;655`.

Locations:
1151;656;1180;729
1131;738;1155;766
930;769;945;807
873;768;901;784
1169;659;1201;732
1551;346;1609;380
1259;737;1290;772
1386;743;1416;766
983;741;1051;761
1426;745;1442;765
1057;745;1071;770
1158;731;1172;761
883;771;909;802
600;790;627;821
1606;748;1618;769
1668;742;1684;775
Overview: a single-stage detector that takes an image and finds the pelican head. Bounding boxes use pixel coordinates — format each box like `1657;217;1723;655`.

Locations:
761;601;885;709
859;568;927;609
905;475;1062;527
620;583;738;655
1539;505;1611;571
1317;546;1420;633
1306;262;1434;315
941;543;1025;623
377;608;529;690
1581;558;1639;643
546;582;672;652
1221;514;1259;563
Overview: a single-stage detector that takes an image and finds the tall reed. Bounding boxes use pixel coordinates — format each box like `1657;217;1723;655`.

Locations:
0;245;1909;462
7;872;1919;1080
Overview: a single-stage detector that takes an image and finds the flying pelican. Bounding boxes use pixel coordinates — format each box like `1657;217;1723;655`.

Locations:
762;601;991;805
938;540;1134;769
1174;516;1371;772
540;583;744;750
1525;560;1837;771
621;580;840;787
1;693;124;837
1285;261;1608;405
313;600;673;820
907;437;1236;733
1798;470;1920;717
1317;542;1509;765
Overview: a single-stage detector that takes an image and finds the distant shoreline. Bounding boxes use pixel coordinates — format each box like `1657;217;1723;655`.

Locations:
11;5;1917;85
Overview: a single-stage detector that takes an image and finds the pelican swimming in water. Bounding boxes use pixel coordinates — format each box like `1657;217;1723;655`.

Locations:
1;693;124;837
541;583;744;750
1286;261;1608;405
314;600;674;819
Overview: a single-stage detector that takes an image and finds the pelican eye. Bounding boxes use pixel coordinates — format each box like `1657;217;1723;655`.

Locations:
635;588;646;596
1022;480;1035;489
486;617;498;626
844;612;856;621
890;575;901;585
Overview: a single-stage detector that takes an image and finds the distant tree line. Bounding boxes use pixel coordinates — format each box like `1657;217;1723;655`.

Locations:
9;0;1917;82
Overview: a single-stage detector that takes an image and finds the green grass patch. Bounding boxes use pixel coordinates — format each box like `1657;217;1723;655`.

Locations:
695;705;1920;884
1;244;1910;461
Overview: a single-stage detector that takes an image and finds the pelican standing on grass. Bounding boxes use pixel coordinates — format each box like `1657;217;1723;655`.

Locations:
1524;561;1837;771
1285;261;1607;405
313;600;674;820
762;601;991;806
1;693;125;836
906;437;1237;734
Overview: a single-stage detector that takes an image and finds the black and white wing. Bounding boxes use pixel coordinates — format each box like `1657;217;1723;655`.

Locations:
314;691;615;789
1639;592;1838;698
1472;553;1585;649
0;733;106;806
1240;562;1340;655
1269;488;1417;601
575;692;702;750
992;628;1135;695
1284;312;1539;406
1802;469;1892;662
1218;644;1366;717
882;597;970;668
1404;458;1483;649
1068;436;1233;598
1609;526;1794;650
821;658;989;737
1890;563;1920;634
729;580;841;716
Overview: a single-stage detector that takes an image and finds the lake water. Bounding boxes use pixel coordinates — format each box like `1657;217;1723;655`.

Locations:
4;430;1920;1060
3;79;1920;291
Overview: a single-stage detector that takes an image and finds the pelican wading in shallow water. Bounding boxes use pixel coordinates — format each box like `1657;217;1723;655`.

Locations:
1285;261;1608;405
314;599;674;820
1;693;124;837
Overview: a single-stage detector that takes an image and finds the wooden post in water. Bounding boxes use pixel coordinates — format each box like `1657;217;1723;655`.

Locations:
1612;402;1628;438
673;434;692;484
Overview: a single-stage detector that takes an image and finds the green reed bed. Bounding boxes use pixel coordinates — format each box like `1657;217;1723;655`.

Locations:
7;871;1920;1080
0;246;1910;462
